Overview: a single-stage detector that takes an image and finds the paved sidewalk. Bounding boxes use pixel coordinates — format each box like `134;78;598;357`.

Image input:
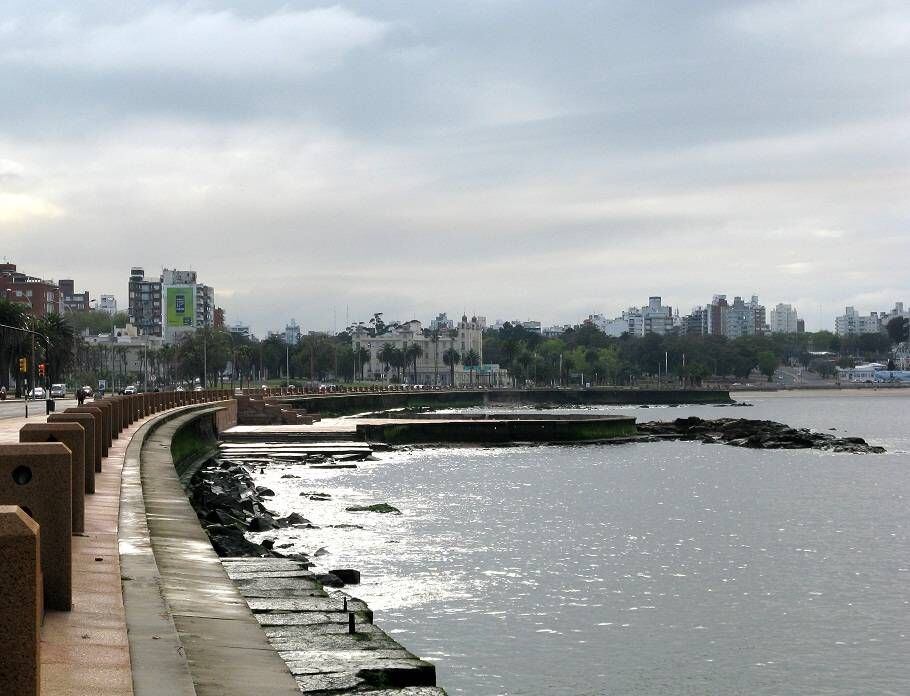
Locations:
0;409;145;696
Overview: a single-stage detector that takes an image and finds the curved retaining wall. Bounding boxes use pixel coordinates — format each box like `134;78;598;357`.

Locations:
283;388;732;417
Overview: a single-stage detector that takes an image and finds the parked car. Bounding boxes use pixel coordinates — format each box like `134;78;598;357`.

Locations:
123;385;137;394
50;383;66;398
175;386;185;392
28;386;47;399
193;386;203;392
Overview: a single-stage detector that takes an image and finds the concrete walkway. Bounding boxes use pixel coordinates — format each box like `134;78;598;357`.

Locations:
0;405;143;696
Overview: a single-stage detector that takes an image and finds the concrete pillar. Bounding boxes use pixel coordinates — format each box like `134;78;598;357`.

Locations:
48;413;97;493
90;400;114;450
0;443;72;611
65;406;105;463
20;423;86;535
0;506;41;696
98;397;121;438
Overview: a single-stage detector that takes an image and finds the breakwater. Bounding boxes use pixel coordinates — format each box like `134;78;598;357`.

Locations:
356;414;637;445
186;453;444;693
281;387;732;418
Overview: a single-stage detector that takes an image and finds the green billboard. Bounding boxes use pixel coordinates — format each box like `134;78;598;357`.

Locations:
166;286;195;327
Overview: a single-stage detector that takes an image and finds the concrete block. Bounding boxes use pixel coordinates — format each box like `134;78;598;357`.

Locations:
48;413;97;493
0;506;41;696
20;423;86;535
0;443;72;611
88;400;114;452
65;405;106;463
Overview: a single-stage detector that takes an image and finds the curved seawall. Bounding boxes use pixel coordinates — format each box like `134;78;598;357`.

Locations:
282;388;732;417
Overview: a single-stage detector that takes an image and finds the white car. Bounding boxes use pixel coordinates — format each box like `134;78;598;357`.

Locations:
29;386;47;399
123;385;137;394
50;383;66;398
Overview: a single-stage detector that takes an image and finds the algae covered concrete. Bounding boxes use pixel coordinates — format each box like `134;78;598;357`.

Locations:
356;415;637;445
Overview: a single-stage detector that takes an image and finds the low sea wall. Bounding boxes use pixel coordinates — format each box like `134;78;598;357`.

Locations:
357;415;638;444
284;387;732;417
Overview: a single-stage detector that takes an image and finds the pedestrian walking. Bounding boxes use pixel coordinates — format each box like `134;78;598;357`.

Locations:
77;388;85;406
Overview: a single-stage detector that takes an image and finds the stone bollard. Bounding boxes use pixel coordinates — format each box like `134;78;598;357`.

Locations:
97;397;120;440
113;395;128;430
66;406;105;463
0;443;72;611
20;423;86;535
89;400;114;453
0;506;42;696
49;413;97;493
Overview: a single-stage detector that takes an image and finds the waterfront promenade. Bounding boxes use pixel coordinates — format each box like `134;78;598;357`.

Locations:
0;389;455;696
0;404;139;694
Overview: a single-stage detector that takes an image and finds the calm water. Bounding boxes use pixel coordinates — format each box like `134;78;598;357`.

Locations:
245;392;910;695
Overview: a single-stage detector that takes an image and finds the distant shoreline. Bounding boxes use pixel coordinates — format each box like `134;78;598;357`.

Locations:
733;386;910;398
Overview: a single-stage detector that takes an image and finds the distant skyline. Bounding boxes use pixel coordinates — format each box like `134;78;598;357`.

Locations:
1;1;908;335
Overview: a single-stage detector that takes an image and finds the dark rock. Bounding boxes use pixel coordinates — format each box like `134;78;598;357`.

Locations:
330;568;361;584
345;503;401;514
261;539;275;550
313;547;330;557
248;513;280;532
316;572;345;588
256;486;276;497
281;512;310;526
280;474;299;479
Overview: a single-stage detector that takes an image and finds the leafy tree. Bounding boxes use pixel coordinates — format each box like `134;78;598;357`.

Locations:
886;317;909;345
757;350;778;382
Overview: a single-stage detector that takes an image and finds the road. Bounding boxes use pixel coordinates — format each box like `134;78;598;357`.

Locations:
0;397;80;420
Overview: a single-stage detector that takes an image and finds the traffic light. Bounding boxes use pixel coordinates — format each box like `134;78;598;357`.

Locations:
37;363;46;378
18;357;27;373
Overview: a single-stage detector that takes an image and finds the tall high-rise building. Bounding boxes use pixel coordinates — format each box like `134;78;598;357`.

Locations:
130;266;215;342
285;319;301;346
769;303;799;334
128;267;162;336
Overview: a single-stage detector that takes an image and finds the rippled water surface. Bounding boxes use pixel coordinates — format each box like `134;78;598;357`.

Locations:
247;392;910;695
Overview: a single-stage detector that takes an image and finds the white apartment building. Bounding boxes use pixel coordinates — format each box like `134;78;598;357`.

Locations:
285;319;301;346
769;303;799;334
835;307;881;336
98;295;118;315
353;314;505;385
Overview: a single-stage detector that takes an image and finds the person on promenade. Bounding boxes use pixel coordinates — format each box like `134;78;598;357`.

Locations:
77;387;85;406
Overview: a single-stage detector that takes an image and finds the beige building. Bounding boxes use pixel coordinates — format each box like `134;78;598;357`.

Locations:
352;315;506;385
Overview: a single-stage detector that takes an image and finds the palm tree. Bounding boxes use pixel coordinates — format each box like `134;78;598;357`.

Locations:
0;299;27;391
378;344;396;379
35;313;76;384
423;328;441;385
442;348;460;387
463;348;480;385
405;343;423;383
356;346;370;380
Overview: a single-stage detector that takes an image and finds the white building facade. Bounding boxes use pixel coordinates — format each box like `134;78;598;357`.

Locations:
353;314;506;385
769;303;799;334
835;307;882;336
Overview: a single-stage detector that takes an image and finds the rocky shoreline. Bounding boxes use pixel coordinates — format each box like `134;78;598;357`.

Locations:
637;417;886;453
188;459;371;589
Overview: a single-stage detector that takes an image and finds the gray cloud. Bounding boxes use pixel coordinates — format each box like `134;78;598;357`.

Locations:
0;1;908;334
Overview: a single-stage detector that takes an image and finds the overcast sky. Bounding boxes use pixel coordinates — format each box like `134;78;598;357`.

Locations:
1;1;908;334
